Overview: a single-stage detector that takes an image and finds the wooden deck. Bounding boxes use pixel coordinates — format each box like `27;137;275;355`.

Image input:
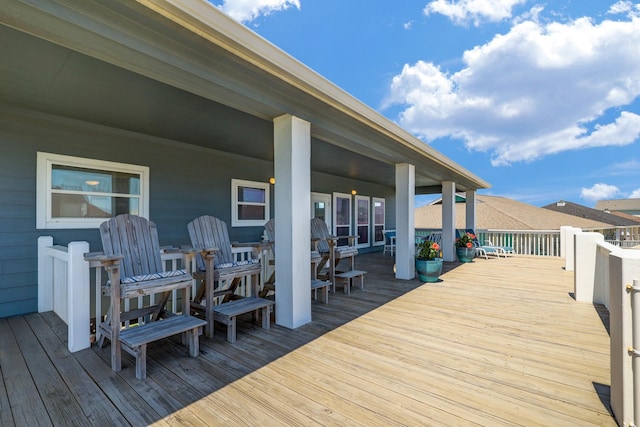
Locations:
0;253;614;426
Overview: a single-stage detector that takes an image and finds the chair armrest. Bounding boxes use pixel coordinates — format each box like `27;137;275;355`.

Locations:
231;241;268;250
84;253;123;263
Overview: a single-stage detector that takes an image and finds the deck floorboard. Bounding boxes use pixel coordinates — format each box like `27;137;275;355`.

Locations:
2;253;615;426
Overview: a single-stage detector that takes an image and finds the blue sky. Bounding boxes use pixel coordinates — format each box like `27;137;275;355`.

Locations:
211;0;640;208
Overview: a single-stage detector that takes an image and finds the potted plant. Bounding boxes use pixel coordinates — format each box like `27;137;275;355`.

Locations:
455;232;476;263
415;240;443;282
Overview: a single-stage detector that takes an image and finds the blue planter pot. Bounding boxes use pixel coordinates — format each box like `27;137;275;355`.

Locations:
456;246;475;263
416;258;443;283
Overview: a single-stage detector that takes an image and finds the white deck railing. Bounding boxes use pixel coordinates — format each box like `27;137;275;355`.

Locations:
37;237;262;353
571;229;640;426
416;229;562;257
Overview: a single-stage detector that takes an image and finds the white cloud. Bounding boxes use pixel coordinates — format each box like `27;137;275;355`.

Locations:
630;188;640;198
385;13;640;165
424;0;528;26
213;0;300;23
608;1;639;16
581;183;621;202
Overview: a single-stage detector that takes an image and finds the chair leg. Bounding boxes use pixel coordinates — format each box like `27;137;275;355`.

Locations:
261;306;271;329
227;318;237;343
135;344;147;380
187;328;199;357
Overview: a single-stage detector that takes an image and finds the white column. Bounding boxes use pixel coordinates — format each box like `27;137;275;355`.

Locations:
395;163;415;280
465;190;477;231
274;114;311;328
442;181;456;262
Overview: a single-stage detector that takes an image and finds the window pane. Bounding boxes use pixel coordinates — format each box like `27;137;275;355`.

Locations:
374;225;384;243
357;225;369;245
335;197;350;226
238;186;265;203
357;199;369;225
238;204;265;220
336;225;350;246
51;194;138;218
314;202;326;221
374;201;385;224
52;165;140;195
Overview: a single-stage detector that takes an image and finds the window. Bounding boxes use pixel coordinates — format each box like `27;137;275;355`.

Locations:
36;152;149;229
231;179;270;227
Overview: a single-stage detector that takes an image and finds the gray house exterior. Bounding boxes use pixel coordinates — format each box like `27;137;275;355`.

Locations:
0;0;489;323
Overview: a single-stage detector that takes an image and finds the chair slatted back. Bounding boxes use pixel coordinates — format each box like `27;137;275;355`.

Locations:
310;217;331;253
99;214;164;278
188;215;235;269
264;218;275;254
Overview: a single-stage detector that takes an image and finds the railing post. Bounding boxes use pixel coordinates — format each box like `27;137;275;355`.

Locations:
574;232;604;303
67;241;91;352
37;236;54;313
630;279;640;427
563;227;581;271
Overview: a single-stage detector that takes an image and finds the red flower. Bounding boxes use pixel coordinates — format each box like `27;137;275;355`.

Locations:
466;242;473;248
432;243;440;250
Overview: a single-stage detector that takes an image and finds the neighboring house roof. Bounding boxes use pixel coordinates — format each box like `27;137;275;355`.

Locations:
543;200;640;226
609;210;640;222
415;195;612;230
0;0;489;194
594;198;640;213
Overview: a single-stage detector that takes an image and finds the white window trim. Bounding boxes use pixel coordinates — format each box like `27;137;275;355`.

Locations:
372;197;386;246
231;178;270;227
36;152;149;229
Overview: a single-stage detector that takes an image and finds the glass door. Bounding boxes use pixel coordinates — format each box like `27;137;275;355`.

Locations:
333;192;352;246
372;197;385;247
355;195;370;248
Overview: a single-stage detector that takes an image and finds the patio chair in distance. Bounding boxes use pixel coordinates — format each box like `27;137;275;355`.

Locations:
310;217;365;293
262;218;330;303
85;214;206;380
460;229;507;259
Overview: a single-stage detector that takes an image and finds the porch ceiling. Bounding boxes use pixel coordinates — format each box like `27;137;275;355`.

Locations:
0;0;490;193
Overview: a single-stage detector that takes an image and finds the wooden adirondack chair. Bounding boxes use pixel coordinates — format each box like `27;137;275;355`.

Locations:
187;215;274;341
261;218;330;302
85;214;206;380
310;217;360;292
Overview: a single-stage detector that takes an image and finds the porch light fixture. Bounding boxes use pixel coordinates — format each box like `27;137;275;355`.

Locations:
269;177;276;185
351;189;357;195
85;180;100;186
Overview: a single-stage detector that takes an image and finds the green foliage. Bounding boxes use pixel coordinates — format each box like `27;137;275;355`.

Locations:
416;240;441;260
456;232;476;248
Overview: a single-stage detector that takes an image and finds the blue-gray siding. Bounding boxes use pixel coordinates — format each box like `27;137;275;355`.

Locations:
0;109;395;318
